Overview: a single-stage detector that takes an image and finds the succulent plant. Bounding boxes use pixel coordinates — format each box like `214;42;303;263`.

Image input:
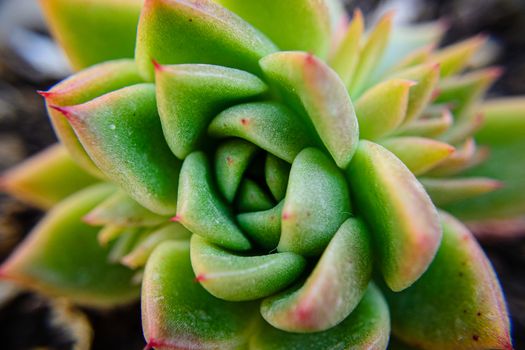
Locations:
1;0;524;349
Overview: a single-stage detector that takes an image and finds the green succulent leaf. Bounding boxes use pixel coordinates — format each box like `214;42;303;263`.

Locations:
42;59;143;177
83;190;169;227
278;148;351;256
1;144;99;209
236;178;275;213
425;138;479;177
176;152;252;251
260;51;359;168
347;140;442;291
355;79;414;140
0;184;139;307
54;84;181;215
394;108;453;138
190;235;306;301
122;223;191;269
142;241;258;350
40;0;142;70
135;0;278;80
237;201;283;251
265;155;291;201
155;63;268;159
380;137;454;176
431;36;485;78
421;177;502;206
215;0;332;58
262;218;372;333
209;102;315;164
384;212;512;350
107;227;145;264
253;284;390;349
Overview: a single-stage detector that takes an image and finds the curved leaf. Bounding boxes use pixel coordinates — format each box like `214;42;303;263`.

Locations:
237;201;283;251
279;148;351;256
346;140;441;291
0;184;139;307
53;84;181;215
265;154;291;201
260;51;359;168
135;0;277;80
236;179;274;213
421;177;502;206
384;212;512;350
190;235;305;301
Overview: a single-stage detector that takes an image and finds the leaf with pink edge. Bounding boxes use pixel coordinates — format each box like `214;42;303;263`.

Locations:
421;177;503;206
383;212;512;350
252;284;390;350
260;52;359;168
40;0;142;70
346;140;442;291
1;144;98;209
54;84;182;215
1;184;139;307
142;241;258;350
135;0;278;80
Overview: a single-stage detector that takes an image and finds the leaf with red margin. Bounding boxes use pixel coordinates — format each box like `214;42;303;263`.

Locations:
383;212;512;350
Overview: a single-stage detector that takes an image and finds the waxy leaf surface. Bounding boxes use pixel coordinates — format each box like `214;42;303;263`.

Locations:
347;141;441;291
237;201;283;251
384;212;512;350
1;184;139;307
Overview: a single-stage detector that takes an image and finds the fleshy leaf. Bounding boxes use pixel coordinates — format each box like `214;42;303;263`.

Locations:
0;144;98;209
97;225;126;247
421;177;502;206
215;0;332;57
155;63;267;159
42;59;143;177
214;139;259;203
0;184;139;307
40;0;142;69
265;154;291;201
142;241;258;349
346;140;441;291
278;148;351;256
107;227;145;264
237;201;283;251
190;235;305;301
431;36;485;77
384;212;512;350
328;9;364;87
355;79;414;140
425;138;479;177
122;223;191;269
236;178;274;213
84;190;168;227
380;137;454;176
135;0;278;80
176;152;252;251
252;284;389;349
262;218;372;332
394;108;453;138
54;84;181;215
260;52;359;168
209;102;315;163
348;12;393;97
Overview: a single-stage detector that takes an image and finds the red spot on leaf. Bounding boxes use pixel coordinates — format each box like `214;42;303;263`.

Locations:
195;274;207;282
170;215;182;222
226;156;234;166
49;105;74;121
241;118;249;126
472;335;479;341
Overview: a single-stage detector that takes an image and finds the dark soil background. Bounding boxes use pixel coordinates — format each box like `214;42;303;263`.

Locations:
0;0;524;349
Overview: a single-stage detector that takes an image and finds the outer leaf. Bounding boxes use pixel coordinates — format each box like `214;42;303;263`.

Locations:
155;63;267;158
209;102;315;164
431;36;485;77
190;235;305;301
426;138;478;177
394;108;453;138
260;52;359;168
142;241;258;350
40;0;142;69
1;144;98;209
346;141;441;291
214;139;258;203
252;284;390;350
237;201;283;251
135;0;278;80
279;148;351;256
421;177;502;206
355;79;414;140
176;152;252;251
41;59;143;177
53;84;181;215
215;0;332;57
84;190;168;227
262;218;372;332
384;212;512;350
0;184;139;307
380;137;454;176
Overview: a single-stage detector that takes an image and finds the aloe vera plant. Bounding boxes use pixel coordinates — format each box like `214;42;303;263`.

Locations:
1;0;523;348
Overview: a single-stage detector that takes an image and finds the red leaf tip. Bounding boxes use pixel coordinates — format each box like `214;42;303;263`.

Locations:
170;215;181;222
37;90;55;98
195;274;207;282
49;105;74;120
152;59;165;72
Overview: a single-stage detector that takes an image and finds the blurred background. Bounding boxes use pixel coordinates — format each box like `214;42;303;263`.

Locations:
0;0;523;348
